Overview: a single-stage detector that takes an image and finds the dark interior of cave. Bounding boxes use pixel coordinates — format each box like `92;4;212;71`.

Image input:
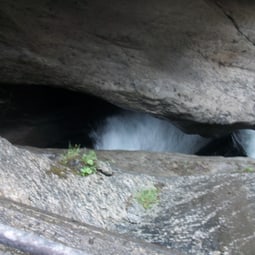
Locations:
0;84;120;148
0;84;246;157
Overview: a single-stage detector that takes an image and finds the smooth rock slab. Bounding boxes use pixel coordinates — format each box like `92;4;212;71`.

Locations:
0;198;174;255
0;137;255;254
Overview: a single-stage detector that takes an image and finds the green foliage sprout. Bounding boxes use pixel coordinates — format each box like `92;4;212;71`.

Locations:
135;187;159;209
60;143;80;164
80;150;97;176
243;167;254;173
59;144;98;177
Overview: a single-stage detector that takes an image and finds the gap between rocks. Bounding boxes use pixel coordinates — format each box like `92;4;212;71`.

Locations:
0;84;246;157
0;84;120;148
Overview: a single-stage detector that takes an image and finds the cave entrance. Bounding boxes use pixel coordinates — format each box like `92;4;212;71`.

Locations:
0;84;120;148
0;84;246;157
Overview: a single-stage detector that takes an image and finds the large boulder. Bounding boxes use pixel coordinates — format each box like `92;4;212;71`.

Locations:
1;1;255;134
1;137;255;254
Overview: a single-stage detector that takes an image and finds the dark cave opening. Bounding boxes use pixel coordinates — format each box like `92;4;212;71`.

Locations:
0;84;120;148
0;84;246;157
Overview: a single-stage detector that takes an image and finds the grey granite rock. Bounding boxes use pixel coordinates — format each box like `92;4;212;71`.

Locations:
1;1;255;134
0;138;255;254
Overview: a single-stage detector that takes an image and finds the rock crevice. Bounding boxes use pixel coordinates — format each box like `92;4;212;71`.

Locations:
213;0;255;47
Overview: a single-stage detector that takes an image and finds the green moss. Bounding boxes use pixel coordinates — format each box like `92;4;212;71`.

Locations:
47;165;68;179
135;187;160;209
243;167;254;173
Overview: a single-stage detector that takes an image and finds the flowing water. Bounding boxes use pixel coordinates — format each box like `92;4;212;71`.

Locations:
1;84;254;157
91;111;211;154
91;111;255;158
233;130;255;159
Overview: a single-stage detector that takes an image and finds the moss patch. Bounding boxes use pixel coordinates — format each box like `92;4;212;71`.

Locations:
135;187;160;210
243;167;255;173
46;165;68;179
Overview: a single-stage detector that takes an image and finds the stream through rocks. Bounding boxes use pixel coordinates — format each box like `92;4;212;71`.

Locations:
0;84;249;157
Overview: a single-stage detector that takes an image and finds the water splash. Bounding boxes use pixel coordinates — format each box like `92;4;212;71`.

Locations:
233;130;255;159
91;111;210;154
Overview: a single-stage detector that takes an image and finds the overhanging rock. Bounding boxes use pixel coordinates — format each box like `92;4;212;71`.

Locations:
1;0;255;134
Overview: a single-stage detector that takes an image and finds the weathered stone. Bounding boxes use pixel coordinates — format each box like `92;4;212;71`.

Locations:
1;1;255;134
1;137;255;254
0;199;174;255
96;160;114;176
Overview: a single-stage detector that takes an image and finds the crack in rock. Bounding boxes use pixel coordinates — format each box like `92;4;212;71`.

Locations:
213;1;255;47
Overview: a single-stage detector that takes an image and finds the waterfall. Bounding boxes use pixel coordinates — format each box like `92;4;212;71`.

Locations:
91;111;210;154
233;130;255;159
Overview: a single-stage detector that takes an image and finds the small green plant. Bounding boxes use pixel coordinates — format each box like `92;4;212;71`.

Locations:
80;150;97;176
59;144;98;177
135;187;159;209
243;167;254;173
60;143;80;164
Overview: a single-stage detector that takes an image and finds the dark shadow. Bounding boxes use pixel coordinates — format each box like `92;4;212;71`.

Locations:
0;84;120;148
196;134;246;157
0;84;247;157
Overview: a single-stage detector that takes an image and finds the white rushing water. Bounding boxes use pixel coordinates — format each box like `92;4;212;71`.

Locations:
91;111;210;154
233;129;255;159
90;110;255;157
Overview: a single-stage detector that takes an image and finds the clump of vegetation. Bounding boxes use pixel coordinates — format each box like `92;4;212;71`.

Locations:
80;150;97;176
47;165;68;179
60;143;80;164
59;144;98;176
243;167;254;173
135;187;160;209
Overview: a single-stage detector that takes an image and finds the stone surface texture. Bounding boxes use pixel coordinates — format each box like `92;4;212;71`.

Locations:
0;138;255;254
1;1;255;254
1;1;255;134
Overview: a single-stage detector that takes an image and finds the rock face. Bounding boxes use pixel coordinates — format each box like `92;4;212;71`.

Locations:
1;1;255;134
1;1;255;253
1;137;255;254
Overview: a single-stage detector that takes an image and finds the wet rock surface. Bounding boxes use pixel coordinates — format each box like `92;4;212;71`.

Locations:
1;138;255;254
1;1;255;134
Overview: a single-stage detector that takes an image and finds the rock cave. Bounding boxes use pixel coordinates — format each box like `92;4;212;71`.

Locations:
0;84;246;157
0;84;119;148
1;1;255;255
